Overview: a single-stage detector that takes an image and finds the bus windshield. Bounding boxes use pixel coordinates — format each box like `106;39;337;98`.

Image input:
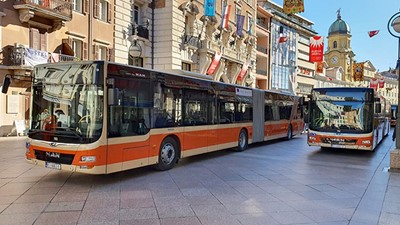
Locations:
309;89;373;133
29;63;104;143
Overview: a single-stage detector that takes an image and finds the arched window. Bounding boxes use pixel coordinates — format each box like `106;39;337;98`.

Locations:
333;41;337;48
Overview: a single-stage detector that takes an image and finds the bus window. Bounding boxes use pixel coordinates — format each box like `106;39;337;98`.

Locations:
183;89;211;126
153;85;182;128
108;78;151;137
235;96;253;122
219;95;235;124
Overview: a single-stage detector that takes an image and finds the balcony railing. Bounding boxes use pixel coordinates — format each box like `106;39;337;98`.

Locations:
14;0;72;18
1;44;78;67
256;46;268;54
183;35;200;48
256;19;269;31
132;24;149;39
256;69;268;75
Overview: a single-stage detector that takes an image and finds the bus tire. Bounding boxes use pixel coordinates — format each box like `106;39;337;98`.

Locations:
235;129;248;152
286;125;293;140
155;137;179;171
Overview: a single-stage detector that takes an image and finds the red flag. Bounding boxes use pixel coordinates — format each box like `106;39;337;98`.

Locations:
378;77;385;88
279;36;287;43
206;52;222;75
368;30;379;38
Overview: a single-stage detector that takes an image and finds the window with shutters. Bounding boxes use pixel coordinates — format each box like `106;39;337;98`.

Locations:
72;39;83;59
29;28;47;51
99;0;108;21
72;0;82;13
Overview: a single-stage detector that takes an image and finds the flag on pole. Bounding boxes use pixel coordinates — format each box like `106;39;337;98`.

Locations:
220;2;231;30
236;15;245;37
248;17;253;35
368;30;379;38
378;77;385;88
204;0;216;17
279;36;287;43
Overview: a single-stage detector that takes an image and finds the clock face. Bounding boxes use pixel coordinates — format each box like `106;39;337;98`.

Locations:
331;56;338;64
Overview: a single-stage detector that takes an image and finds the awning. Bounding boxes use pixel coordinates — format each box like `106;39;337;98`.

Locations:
62;42;74;56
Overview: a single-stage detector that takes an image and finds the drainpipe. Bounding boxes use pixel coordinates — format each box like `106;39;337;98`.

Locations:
151;0;154;69
89;0;93;60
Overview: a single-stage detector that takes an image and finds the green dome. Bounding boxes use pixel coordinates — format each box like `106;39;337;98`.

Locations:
328;14;350;35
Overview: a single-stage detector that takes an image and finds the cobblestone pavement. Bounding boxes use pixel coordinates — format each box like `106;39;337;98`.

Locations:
0;133;399;225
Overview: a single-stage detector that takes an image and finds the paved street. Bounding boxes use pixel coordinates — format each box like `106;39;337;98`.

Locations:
0;133;400;225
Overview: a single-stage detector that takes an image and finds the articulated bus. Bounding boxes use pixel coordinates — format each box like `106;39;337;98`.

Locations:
25;61;303;174
391;104;397;126
307;87;390;151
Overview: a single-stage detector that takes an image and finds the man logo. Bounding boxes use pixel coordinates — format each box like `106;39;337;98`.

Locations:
45;152;60;158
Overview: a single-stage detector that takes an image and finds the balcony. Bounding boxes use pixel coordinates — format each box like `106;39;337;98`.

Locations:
14;0;72;32
256;19;269;31
131;24;149;40
1;44;78;68
256;46;268;55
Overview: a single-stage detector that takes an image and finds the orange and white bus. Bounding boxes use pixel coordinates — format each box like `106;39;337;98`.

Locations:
307;87;390;151
25;61;303;174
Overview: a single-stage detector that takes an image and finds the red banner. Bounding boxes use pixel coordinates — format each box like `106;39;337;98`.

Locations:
206;52;222;75
309;36;324;62
378;77;385;88
370;78;378;90
237;62;249;81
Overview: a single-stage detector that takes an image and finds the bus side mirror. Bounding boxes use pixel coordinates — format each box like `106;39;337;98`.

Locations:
1;76;11;94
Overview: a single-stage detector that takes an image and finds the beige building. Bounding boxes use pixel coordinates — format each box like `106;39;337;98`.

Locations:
0;0;114;135
141;0;258;87
255;5;272;90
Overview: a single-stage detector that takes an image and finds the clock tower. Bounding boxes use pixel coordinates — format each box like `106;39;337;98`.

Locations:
324;10;355;82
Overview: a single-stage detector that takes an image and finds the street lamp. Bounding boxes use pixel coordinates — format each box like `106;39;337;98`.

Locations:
388;12;400;157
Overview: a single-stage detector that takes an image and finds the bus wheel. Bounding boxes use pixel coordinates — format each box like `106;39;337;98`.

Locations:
155;137;179;171
235;129;248;152
286;125;293;140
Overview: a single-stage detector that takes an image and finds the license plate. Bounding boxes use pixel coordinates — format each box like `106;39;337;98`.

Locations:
45;162;61;170
331;144;344;148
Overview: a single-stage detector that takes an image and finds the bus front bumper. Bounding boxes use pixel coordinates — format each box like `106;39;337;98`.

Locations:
26;158;106;174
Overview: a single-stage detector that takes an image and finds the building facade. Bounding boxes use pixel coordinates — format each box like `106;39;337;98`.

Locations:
259;0;317;96
255;5;272;90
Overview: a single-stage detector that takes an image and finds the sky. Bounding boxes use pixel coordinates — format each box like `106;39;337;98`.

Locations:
272;0;400;72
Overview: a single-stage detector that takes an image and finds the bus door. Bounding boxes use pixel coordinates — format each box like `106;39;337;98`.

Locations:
106;76;151;173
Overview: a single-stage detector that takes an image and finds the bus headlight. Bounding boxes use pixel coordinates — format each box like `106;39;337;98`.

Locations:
362;140;371;144
309;136;316;141
25;142;30;154
81;156;96;162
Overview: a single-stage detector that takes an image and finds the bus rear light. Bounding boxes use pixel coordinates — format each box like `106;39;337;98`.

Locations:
362;140;371;144
81;156;96;162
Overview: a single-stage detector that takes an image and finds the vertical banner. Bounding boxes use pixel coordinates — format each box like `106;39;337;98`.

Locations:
370;78;378;90
236;15;245;37
315;61;324;74
353;63;364;81
204;0;216;17
220;2;231;29
206;52;222;75
309;36;324;62
378;77;385;88
283;0;304;14
237;62;249;81
248;17;253;35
